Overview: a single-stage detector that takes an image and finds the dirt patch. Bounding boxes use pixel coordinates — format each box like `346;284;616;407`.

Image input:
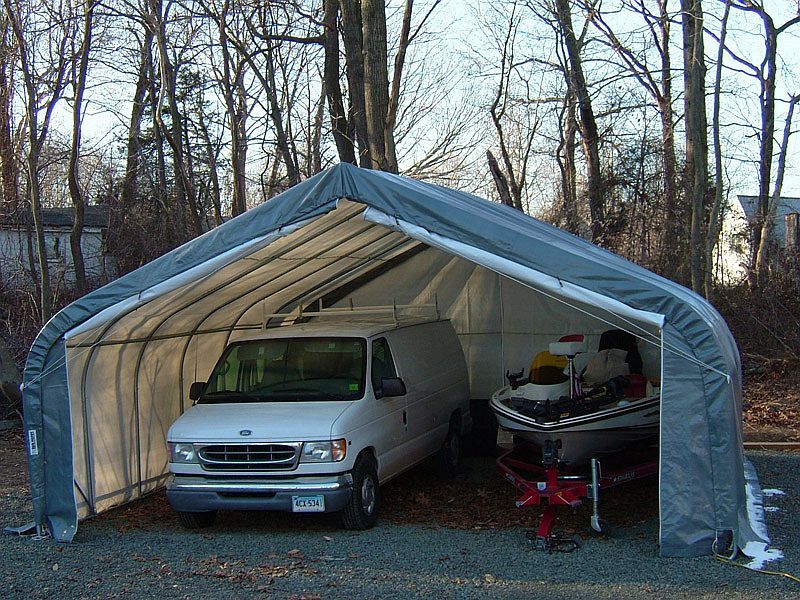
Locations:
742;355;800;442
1;359;797;535
380;458;658;533
0;429;28;495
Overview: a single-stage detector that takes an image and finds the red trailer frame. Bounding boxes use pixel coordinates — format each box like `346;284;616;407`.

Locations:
496;441;658;551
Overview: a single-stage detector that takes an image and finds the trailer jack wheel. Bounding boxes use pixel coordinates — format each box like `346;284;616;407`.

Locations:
526;529;581;553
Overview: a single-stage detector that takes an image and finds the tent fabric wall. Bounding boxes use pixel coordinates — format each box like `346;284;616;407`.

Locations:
21;163;765;557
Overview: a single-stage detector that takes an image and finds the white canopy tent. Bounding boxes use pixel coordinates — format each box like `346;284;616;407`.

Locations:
22;164;767;558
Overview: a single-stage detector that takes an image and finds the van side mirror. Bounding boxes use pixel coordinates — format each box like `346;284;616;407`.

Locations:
380;377;406;398
189;381;206;401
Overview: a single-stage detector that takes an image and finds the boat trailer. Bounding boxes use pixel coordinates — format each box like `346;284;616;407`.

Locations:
496;440;658;551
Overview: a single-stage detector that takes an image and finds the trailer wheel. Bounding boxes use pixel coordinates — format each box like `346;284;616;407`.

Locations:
437;419;462;476
177;510;217;529
342;455;379;530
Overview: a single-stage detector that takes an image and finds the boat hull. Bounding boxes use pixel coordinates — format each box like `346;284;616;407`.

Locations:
490;390;659;465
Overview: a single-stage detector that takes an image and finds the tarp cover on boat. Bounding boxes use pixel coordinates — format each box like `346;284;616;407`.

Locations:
22;163;766;557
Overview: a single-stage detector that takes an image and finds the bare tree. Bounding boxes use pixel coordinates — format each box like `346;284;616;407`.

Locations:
552;0;604;242
681;0;709;293
724;1;800;283
486;2;535;212
706;0;732;298
3;0;74;321
213;0;249;216
0;13;17;213
119;22;154;213
67;0;98;295
145;0;203;237
322;0;356;164
585;0;680;276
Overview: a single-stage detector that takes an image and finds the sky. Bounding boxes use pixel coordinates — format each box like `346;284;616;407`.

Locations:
65;0;800;204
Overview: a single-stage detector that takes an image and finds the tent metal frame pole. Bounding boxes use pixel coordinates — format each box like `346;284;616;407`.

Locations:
66;325;264;348
128;210;374;465
256;240;421;332
78;363;96;515
171;227;404;410
218;237;419;350
71;205;364;353
183;234;411;369
72;208;367;485
132;340;146;500
194;237;414;365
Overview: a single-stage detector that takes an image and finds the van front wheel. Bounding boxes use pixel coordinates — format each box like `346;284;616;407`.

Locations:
342;455;379;530
437;422;462;476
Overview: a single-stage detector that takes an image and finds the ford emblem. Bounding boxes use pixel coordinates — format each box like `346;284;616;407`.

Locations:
239;429;252;436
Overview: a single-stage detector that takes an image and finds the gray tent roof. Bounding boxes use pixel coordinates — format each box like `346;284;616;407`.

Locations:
22;163;765;557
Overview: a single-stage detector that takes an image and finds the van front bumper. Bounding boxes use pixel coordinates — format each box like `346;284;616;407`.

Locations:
166;473;353;513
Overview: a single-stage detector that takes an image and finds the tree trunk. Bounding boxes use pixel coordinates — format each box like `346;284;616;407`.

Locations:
217;5;248;216
681;0;709;293
553;0;603;242
705;0;732;298
557;89;579;233
489;10;524;213
0;18;16;212
383;0;413;174
656;0;680;280
264;43;300;186
147;0;202;237
196;104;223;226
759;94;799;273
120;28;153;211
323;0;356;165
339;0;371;167
67;0;95;296
361;0;391;171
487;150;514;209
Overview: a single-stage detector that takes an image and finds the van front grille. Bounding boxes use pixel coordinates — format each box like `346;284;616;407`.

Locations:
197;443;300;471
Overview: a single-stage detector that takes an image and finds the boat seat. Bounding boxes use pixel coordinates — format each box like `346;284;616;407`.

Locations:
529;351;568;385
599;329;643;375
549;340;587;357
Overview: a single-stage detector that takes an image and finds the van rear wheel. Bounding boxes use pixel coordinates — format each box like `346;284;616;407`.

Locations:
177;510;217;529
342;455;379;530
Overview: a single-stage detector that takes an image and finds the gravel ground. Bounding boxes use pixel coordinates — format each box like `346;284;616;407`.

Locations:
1;442;798;599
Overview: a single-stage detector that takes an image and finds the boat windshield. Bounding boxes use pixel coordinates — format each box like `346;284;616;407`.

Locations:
198;337;366;403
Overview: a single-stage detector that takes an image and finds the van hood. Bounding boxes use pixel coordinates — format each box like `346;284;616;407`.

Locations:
168;401;353;442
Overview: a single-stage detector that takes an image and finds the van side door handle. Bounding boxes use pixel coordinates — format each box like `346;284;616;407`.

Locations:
402;410;407;426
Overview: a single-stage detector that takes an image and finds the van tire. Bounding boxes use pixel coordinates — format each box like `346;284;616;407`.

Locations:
342;455;379;530
437;420;462;476
177;510;217;529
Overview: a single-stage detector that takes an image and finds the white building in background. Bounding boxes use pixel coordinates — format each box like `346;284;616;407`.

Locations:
737;195;800;249
719;195;800;282
0;206;116;289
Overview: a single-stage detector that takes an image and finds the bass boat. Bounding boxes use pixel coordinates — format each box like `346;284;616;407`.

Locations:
489;336;660;465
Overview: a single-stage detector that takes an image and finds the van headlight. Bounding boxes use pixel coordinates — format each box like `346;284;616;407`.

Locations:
300;439;347;463
169;442;198;463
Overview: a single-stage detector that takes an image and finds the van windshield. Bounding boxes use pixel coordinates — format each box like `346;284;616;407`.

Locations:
198;337;366;403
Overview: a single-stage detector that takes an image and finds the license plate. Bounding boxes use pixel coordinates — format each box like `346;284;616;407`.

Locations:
291;495;325;513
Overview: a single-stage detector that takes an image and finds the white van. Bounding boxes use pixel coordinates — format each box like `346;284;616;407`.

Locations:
166;318;471;529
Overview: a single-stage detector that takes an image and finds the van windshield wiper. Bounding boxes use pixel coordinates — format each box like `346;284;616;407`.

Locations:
198;390;263;404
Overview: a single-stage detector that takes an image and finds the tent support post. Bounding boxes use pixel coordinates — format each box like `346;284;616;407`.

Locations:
132;344;145;500
79;358;97;514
